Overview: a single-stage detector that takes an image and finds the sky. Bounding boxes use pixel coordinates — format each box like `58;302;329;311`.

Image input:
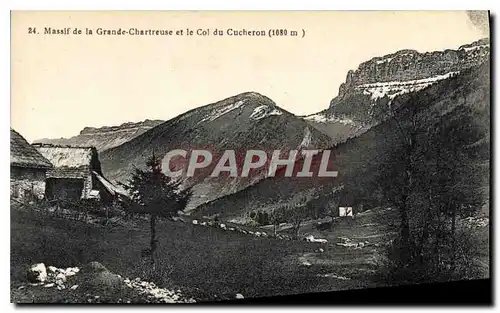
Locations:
11;11;488;142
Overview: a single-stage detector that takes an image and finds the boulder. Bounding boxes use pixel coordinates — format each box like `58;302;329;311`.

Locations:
235;293;245;299
78;261;124;292
27;263;47;283
56;273;67;283
82;261;109;274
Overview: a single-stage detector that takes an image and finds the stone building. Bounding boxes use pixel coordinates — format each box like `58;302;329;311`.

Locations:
10;129;53;200
32;143;127;204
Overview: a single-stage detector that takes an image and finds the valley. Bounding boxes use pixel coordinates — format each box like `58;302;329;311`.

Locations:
19;36;491;303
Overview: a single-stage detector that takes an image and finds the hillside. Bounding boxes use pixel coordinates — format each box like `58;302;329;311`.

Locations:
195;60;490;221
11;206;383;303
34;119;164;152
303;38;490;142
99;92;334;209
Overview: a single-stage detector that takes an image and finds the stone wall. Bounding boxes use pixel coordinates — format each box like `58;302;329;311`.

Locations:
10;166;47;200
81;172;93;199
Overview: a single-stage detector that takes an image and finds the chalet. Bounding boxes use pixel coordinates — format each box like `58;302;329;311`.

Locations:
32;143;127;204
339;206;354;217
10;129;53;200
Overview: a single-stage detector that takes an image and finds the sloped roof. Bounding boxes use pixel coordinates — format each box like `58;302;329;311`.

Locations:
33;144;97;179
10;129;53;169
33;144;94;168
92;171;129;197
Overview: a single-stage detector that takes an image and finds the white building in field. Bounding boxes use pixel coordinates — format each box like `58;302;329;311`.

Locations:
339;206;353;217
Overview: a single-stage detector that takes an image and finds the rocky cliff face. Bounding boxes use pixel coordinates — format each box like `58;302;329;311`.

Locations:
304;38;490;142
34;119;164;152
330;38;489;122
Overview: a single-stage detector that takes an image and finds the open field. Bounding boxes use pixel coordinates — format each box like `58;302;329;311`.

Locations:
11;206;389;303
11;203;488;303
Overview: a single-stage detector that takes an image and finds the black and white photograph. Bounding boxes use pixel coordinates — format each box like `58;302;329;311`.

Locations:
9;10;491;304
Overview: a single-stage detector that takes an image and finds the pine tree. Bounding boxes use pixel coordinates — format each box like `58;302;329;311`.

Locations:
122;153;192;259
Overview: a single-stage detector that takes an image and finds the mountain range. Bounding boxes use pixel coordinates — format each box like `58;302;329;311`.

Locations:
303;38;489;142
35;38;490;216
34;119;164;152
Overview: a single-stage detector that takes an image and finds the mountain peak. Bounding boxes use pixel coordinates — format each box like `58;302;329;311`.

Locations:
222;91;276;107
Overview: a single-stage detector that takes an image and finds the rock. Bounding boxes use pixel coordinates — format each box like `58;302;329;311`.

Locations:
220;223;226;229
44;283;55;288
17;286;25;290
192;220;198;225
27;263;47;283
48;266;57;273
330;39;489;124
318;248;324;253
70;284;79;290
78;262;124;292
83;261;109;274
56;273;67;283
30;282;43;286
65;267;80;276
235;293;244;299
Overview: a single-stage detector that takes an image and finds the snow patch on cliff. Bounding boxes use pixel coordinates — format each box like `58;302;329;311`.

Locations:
357;71;460;101
304;113;357;126
376;57;394;65
298;127;312;149
249;105;283;120
198;100;246;124
460;44;489;52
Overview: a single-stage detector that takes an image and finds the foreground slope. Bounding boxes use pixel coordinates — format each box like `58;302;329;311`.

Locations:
11;206;381;302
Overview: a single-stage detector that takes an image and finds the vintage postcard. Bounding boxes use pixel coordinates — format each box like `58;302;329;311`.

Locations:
10;11;490;304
